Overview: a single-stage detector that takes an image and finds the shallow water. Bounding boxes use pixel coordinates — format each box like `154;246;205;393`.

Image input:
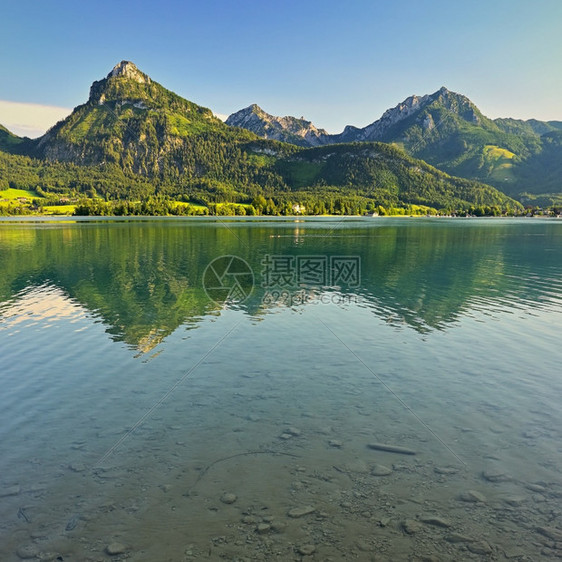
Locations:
1;217;561;561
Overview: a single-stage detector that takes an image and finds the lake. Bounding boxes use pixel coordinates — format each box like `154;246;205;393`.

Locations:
1;217;561;561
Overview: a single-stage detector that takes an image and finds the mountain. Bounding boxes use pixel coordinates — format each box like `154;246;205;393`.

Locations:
226;87;490;146
23;61;301;202
33;61;256;172
226;104;329;147
337;87;495;141
0;62;521;214
273;142;516;211
227;88;562;199
0;124;25;152
494;118;562;137
341;87;541;193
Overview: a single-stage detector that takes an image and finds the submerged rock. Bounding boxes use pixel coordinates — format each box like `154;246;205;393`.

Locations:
467;540;493;555
220;492;237;504
420;515;451;528
371;464;393;476
459;490;486;503
288;505;315;518
16;544;39;559
271;520;287;533
106;542;127;555
286;427;301;437
503;496;525;506
526;483;547;493
445;533;473;543
367;442;416;455
482;469;511;483
402;519;423;534
256;523;271;534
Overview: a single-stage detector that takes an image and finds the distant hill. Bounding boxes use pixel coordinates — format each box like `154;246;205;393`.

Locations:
274;142;516;210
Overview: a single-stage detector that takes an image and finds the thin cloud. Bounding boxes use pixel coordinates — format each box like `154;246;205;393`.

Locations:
0;100;72;138
214;112;228;122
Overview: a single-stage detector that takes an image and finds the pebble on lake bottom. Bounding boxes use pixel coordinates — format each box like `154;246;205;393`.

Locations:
467;540;493;555
458;490;486;503
402;519;422;534
271;521;286;533
106;542;127;555
297;544;316;555
288;505;315;518
526;483;546;493
503;496;525;506
482;469;511;483
420;515;451;528
16;544;39;559
445;533;473;544
371;464;392;476
220;492;237;504
256;523;271;534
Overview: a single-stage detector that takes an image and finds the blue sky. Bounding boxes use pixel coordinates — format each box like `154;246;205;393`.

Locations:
1;0;561;136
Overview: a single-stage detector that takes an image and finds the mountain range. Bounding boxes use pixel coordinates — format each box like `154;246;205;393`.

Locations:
227;89;562;202
2;60;558;215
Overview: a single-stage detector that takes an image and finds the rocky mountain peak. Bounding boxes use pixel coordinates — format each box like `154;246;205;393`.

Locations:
226;105;329;147
347;92;431;142
429;86;483;124
226;105;263;126
88;61;153;103
108;61;150;84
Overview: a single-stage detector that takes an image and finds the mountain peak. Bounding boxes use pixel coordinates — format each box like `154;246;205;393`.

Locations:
226;105;328;147
242;104;266;116
107;61;150;84
88;61;153;103
433;86;466;101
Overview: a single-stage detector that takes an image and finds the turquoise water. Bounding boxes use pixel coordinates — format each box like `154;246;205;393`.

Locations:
1;217;561;561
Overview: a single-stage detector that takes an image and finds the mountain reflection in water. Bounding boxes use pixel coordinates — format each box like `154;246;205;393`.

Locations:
1;218;561;353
